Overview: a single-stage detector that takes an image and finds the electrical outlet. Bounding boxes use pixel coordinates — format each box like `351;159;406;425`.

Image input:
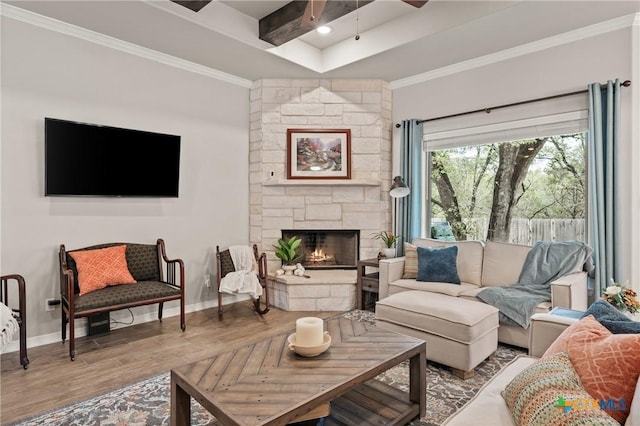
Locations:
204;275;211;288
45;298;56;312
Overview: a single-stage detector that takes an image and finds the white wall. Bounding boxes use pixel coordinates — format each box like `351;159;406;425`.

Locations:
392;27;637;291
1;18;250;344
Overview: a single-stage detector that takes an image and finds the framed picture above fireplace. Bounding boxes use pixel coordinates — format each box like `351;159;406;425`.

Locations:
286;129;351;179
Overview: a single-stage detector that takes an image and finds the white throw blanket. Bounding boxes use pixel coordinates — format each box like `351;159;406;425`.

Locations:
219;246;263;299
0;302;19;350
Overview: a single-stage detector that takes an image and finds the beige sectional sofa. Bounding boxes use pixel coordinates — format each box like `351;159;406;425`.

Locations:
443;313;640;426
375;238;588;376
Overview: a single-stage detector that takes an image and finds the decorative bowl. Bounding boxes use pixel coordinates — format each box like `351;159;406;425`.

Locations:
287;332;331;357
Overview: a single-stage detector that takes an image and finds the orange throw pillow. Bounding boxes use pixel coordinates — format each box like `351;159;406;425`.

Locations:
544;315;640;423
69;245;136;296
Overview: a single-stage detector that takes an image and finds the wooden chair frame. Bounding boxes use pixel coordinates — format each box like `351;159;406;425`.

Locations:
215;244;270;319
1;274;29;369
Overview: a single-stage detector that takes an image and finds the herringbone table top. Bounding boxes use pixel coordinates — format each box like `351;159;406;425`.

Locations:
171;316;426;426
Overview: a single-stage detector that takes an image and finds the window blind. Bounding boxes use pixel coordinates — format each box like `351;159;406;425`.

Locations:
423;92;588;151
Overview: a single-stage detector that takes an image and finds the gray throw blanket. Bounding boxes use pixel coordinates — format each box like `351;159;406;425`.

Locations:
477;241;593;328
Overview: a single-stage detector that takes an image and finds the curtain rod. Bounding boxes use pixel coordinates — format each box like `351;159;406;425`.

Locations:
394;80;631;128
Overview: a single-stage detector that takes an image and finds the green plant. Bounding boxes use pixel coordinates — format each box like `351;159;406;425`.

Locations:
371;231;400;248
273;236;304;265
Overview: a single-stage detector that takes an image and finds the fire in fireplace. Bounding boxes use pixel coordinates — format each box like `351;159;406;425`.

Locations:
281;229;360;269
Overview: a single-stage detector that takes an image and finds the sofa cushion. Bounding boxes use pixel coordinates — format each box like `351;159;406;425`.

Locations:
74;281;180;313
502;352;619;426
442;356;537;425
417;246;460;284
481;240;531;287
66;242;160;294
627;377;640;426
124;243;161;282
402;242;418;279
544;315;640;423
69;245;137;296
376;291;498;344
390;280;479;297
412;238;484;286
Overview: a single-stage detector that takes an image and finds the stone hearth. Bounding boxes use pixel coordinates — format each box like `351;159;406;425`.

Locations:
268;270;357;311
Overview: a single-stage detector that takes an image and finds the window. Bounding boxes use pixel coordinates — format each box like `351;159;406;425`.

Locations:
422;93;589;244
428;133;586;244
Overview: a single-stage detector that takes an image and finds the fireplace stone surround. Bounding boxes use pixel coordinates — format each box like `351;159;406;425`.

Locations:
248;79;392;311
249;79;394;277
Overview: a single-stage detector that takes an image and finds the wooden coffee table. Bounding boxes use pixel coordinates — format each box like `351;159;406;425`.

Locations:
171;316;426;425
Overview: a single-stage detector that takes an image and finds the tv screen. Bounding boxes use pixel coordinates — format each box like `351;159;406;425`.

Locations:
45;118;181;197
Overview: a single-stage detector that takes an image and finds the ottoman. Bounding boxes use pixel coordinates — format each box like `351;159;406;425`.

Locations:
376;291;499;379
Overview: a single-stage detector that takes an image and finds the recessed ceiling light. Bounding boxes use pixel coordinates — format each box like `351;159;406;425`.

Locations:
317;26;332;34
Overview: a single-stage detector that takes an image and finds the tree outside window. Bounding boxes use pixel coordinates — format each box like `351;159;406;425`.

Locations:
429;133;585;244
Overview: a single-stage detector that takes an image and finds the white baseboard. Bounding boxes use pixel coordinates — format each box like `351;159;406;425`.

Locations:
1;295;250;354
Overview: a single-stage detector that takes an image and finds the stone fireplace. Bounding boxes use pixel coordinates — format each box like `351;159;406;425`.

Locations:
249;79;394;278
281;229;359;269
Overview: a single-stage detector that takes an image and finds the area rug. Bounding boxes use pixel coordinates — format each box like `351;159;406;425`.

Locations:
12;311;525;426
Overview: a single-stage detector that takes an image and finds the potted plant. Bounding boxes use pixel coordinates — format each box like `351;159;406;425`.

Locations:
273;236;304;275
371;231;400;258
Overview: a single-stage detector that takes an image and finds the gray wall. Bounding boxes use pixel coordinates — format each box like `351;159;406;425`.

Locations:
1;18;250;344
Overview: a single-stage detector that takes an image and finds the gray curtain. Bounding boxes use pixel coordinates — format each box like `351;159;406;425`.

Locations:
397;119;424;255
587;79;621;295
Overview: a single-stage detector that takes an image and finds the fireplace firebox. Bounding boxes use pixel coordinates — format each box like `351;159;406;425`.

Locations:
281;229;360;269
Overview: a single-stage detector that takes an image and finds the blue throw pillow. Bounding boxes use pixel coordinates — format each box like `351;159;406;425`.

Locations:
581;299;640;334
416;246;460;284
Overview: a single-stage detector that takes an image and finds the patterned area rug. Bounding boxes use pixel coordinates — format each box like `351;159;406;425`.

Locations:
12;311;525;426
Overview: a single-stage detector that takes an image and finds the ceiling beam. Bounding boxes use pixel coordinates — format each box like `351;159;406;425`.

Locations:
402;1;429;8
259;0;374;47
170;1;211;13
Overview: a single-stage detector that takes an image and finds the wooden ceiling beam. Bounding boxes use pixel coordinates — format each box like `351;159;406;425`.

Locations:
170;0;212;13
402;1;428;8
259;0;374;47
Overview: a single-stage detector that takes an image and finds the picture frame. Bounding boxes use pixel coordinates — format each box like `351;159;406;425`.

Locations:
286;129;351;180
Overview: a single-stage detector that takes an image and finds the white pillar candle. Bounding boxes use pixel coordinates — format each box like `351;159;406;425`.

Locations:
295;317;323;347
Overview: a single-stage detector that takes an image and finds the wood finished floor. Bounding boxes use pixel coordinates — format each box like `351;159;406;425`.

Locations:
0;305;337;424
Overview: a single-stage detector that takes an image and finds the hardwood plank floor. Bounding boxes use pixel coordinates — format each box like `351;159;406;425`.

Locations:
0;304;337;424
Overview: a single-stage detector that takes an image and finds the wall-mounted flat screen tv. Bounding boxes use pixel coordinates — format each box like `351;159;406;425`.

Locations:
45;118;181;197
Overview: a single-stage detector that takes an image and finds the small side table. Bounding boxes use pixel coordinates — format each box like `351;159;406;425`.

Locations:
357;258;380;311
548;307;585;319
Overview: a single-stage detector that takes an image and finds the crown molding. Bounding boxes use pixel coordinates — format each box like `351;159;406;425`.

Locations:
391;13;639;90
0;3;253;89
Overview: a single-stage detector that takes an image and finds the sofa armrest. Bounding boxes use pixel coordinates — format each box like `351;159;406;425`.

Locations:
551;271;588;311
528;313;578;357
378;257;405;300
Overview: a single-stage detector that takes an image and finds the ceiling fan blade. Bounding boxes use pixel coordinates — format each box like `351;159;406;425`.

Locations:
301;0;328;27
402;0;429;7
170;1;211;13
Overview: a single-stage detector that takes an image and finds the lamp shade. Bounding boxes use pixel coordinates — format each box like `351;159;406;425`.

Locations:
389;176;410;198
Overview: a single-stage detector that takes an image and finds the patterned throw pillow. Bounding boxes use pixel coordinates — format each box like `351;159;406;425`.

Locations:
502;352;619;426
416;245;460;284
69;245;137;296
544;315;640;423
402;243;418;279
